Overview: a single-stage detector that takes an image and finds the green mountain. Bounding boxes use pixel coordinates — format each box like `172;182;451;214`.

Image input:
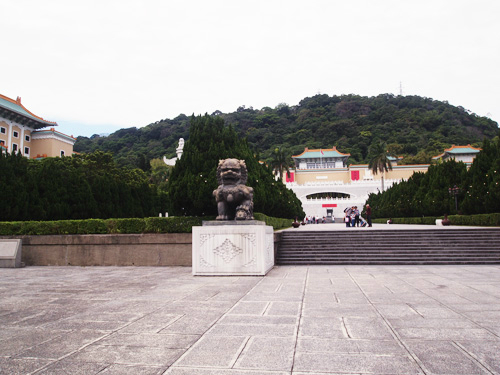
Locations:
74;94;498;168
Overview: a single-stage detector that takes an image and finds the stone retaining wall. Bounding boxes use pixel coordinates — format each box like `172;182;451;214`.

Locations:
1;232;282;267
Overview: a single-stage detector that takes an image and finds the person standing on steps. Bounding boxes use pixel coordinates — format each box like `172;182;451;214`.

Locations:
344;207;352;227
365;204;372;227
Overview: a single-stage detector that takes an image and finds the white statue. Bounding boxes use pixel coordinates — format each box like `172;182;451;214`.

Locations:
163;138;185;166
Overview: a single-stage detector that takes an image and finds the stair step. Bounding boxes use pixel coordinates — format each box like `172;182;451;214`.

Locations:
277;228;500;265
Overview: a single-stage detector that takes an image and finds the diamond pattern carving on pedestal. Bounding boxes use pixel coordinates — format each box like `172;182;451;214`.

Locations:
213;239;243;263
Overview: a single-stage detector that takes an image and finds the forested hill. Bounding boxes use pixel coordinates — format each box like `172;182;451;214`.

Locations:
74;94;499;168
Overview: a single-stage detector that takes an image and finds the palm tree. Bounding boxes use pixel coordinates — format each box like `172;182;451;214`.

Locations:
270;147;293;181
368;142;393;191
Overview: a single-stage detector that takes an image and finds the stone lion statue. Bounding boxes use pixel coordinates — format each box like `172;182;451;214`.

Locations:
213;158;254;220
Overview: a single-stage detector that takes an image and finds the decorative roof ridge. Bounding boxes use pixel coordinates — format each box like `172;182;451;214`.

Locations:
292;146;351;158
433;144;481;159
443;144;481;152
0;93;58;125
33;127;75;140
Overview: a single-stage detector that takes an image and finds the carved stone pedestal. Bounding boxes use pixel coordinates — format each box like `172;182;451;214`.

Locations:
192;221;274;276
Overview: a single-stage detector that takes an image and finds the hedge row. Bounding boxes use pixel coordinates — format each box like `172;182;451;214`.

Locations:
372;213;500;226
0;214;292;236
253;213;293;230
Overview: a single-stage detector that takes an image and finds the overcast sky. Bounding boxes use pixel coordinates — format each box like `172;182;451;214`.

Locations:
2;0;499;138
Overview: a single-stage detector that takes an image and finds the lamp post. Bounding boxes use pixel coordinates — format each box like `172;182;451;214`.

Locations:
448;185;460;212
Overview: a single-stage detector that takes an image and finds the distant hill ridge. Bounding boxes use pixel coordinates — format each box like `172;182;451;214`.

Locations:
74;93;498;169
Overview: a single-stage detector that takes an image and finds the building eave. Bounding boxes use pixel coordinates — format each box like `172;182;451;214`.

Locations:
293;146;351;159
32;128;76;145
0;94;57;129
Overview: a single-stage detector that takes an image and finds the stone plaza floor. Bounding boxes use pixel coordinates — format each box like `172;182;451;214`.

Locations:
1;264;500;375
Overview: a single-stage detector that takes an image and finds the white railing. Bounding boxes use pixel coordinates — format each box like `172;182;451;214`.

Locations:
286;179;401;188
304;196;370;202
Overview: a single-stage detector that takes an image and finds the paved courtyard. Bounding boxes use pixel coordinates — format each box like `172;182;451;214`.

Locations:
1;265;500;375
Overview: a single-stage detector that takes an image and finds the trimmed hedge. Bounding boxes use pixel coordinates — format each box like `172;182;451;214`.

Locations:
446;213;500;227
0;213;292;236
0;217;205;236
254;213;293;230
372;213;500;226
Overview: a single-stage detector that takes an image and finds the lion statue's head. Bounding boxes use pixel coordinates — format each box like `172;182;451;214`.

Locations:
216;158;248;186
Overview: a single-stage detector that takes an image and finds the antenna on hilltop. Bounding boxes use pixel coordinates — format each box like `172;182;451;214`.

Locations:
399;82;404;96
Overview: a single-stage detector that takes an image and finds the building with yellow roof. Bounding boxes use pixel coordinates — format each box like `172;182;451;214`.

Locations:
285;145;479;220
432;144;481;165
0;94;75;158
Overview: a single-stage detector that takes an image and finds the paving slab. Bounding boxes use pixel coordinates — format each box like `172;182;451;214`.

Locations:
1;265;500;375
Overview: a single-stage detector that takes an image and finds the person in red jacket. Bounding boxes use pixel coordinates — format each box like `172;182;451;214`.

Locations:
365;204;372;227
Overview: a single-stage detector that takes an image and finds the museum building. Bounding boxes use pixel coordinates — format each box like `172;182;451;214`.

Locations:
284;146;479;220
0;94;76;158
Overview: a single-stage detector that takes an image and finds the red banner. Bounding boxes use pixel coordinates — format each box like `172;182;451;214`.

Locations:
351;170;360;181
322;204;337;208
285;172;295;182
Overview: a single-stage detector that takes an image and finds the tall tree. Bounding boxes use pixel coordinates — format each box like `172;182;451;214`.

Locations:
269;147;293;181
166;114;304;219
0;151;165;221
74;94;499;169
368;142;393;191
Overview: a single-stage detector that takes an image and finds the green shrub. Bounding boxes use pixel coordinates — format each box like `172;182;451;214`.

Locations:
106;218;146;234
373;213;500;226
144;216;205;233
448;213;500;226
254;213;292;230
0;213;290;235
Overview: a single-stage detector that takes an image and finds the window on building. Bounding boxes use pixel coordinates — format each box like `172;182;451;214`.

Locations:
60;150;65;157
13;131;19;138
25;135;30;142
12;143;18;152
24;147;30;155
0;127;5;134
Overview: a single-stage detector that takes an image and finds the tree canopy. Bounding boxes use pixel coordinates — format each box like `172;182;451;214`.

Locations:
74;94;499;170
166;114;304;219
365;133;500;218
0;151;166;221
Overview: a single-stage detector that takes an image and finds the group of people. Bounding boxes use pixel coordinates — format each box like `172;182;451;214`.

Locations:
344;204;372;227
293;205;373;228
304;216;329;224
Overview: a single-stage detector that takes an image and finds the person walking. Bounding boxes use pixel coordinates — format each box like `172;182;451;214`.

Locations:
350;207;356;227
354;206;360;227
344;207;352;227
365;204;372;227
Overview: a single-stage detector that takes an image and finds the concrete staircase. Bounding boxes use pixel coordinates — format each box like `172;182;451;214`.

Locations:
276;228;500;265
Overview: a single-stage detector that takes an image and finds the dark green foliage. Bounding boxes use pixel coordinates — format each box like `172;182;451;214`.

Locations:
372;213;500;226
269;147;294;180
253;212;293;230
0;151;165;221
74;94;498;168
166;115;304;219
372;217;441;225
366;160;468;218
74;115;191;169
0;214;290;235
366;134;500;217
461;138;500;214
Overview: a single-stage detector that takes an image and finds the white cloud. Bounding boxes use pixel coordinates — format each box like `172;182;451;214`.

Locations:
2;0;499;137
